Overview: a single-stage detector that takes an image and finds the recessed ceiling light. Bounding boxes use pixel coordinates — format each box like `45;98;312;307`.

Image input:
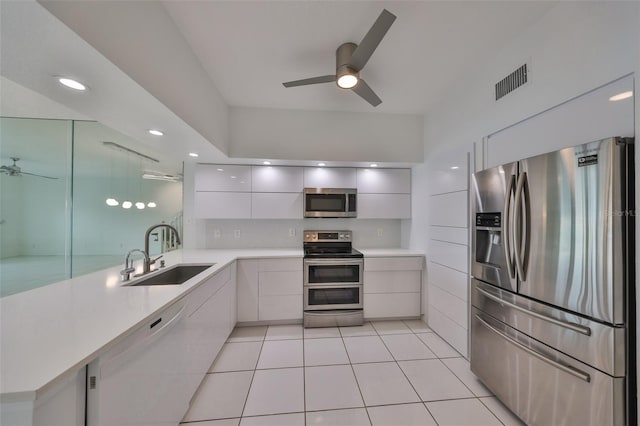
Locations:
450;166;460;170
148;129;164;136
57;77;86;91
217;168;224;172
609;91;633;101
318;162;326;167
370;163;378;168
188;152;199;157
230;175;237;179
263;161;272;165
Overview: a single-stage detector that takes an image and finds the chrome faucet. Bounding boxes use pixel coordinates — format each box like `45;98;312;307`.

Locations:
120;249;149;282
143;223;181;274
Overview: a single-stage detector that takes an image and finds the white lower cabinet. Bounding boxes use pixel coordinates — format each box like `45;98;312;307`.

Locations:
1;367;86;426
363;256;424;319
86;264;236;426
237;258;303;322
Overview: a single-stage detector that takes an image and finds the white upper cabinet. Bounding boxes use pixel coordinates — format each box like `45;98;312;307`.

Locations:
251;193;303;219
251;166;303;192
194;192;251;218
303;167;357;188
358;194;411;219
195;164;252;192
356;168;411;194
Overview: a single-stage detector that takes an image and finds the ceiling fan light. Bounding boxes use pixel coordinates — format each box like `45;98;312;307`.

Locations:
337;73;358;89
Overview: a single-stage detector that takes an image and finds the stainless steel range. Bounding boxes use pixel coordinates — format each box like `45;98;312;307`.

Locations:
303;230;364;327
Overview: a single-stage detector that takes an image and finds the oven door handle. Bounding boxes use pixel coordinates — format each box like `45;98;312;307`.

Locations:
304;258;364;265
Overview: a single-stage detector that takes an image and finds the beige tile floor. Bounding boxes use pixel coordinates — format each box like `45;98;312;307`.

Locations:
181;320;525;426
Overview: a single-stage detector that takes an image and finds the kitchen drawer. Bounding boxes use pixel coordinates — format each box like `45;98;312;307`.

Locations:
259;270;303;296
259;258;302;272
363;270;421;293
364;256;423;271
471;309;624;426
186;264;230;316
364;292;420;318
259;295;303;321
471;279;624;377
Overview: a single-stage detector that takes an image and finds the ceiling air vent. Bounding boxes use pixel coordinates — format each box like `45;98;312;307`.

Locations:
495;64;528;101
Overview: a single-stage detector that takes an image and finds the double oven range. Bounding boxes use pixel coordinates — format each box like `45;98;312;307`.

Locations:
303;230;364;327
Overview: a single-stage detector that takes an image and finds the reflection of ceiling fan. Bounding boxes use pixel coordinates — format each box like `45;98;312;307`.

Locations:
282;9;396;107
0;157;58;180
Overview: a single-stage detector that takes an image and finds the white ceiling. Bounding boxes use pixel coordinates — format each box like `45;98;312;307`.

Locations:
162;1;557;114
1;0;559;168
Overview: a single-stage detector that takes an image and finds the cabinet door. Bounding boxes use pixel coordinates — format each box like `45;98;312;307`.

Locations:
258;268;303;321
303;167;357;188
259;295;302;321
237;260;259;322
195;164;251;192
364;270;421;293
364;293;421;318
252;166;303;192
358;194;411;218
251;193;303;219
357;168;411;194
194;192;251;219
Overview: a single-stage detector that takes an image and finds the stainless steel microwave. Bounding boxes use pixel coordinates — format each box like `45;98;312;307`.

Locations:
303;188;357;218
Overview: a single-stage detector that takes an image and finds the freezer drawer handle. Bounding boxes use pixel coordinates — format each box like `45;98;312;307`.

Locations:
477;286;591;336
475;314;591;383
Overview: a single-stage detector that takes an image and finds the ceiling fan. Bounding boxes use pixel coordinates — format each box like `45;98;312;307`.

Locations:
282;9;396;107
0;157;58;180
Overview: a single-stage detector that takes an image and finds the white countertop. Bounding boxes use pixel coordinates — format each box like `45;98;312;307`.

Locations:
0;247;423;402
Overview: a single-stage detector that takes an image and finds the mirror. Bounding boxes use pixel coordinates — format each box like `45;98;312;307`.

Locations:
0;117;183;297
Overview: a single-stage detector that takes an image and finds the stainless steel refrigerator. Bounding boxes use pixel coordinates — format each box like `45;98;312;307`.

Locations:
470;137;635;426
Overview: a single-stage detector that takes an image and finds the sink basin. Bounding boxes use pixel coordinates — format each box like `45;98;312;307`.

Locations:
128;264;214;286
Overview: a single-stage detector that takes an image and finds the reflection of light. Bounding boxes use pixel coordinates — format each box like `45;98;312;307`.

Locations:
370;164;378;168
230;176;237;179
609;91;633;101
450;166;459;170
106;276;120;288
263;161;271;165
147;202;157;208
499;170;505;174
148;129;164;136
217;168;224;172
58;77;86;91
122;201;132;209
318;162;326;167
135;202;145;209
188;152;199;157
106;198;119;206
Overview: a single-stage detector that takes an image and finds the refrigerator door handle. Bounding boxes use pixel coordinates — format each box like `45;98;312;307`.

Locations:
503;173;516;279
474;313;591;383
513;171;528;281
476;285;592;335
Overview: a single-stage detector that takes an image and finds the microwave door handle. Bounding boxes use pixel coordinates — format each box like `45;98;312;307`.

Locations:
503;173;516;279
514;171;527;281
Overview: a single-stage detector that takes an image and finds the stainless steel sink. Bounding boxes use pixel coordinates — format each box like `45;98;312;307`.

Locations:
128;264;214;286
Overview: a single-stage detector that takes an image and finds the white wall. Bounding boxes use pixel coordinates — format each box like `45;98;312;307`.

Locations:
229;106;424;163
409;1;640;358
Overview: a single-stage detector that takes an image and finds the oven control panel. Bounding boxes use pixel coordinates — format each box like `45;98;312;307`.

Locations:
304;230;352;243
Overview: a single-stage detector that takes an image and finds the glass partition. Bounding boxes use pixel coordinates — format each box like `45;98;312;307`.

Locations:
0;118;183;297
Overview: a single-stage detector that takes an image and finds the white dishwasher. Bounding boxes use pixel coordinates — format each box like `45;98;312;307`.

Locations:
86;299;200;426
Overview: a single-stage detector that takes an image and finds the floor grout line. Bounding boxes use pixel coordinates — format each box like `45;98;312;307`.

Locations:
192;321;511;426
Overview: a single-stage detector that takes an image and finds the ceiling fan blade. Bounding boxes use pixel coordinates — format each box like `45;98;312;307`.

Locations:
352;79;382;107
283;75;336;88
350;9;396;71
19;171;59;180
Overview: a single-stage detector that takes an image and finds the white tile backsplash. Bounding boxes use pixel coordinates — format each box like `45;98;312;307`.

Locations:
202;219;401;249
